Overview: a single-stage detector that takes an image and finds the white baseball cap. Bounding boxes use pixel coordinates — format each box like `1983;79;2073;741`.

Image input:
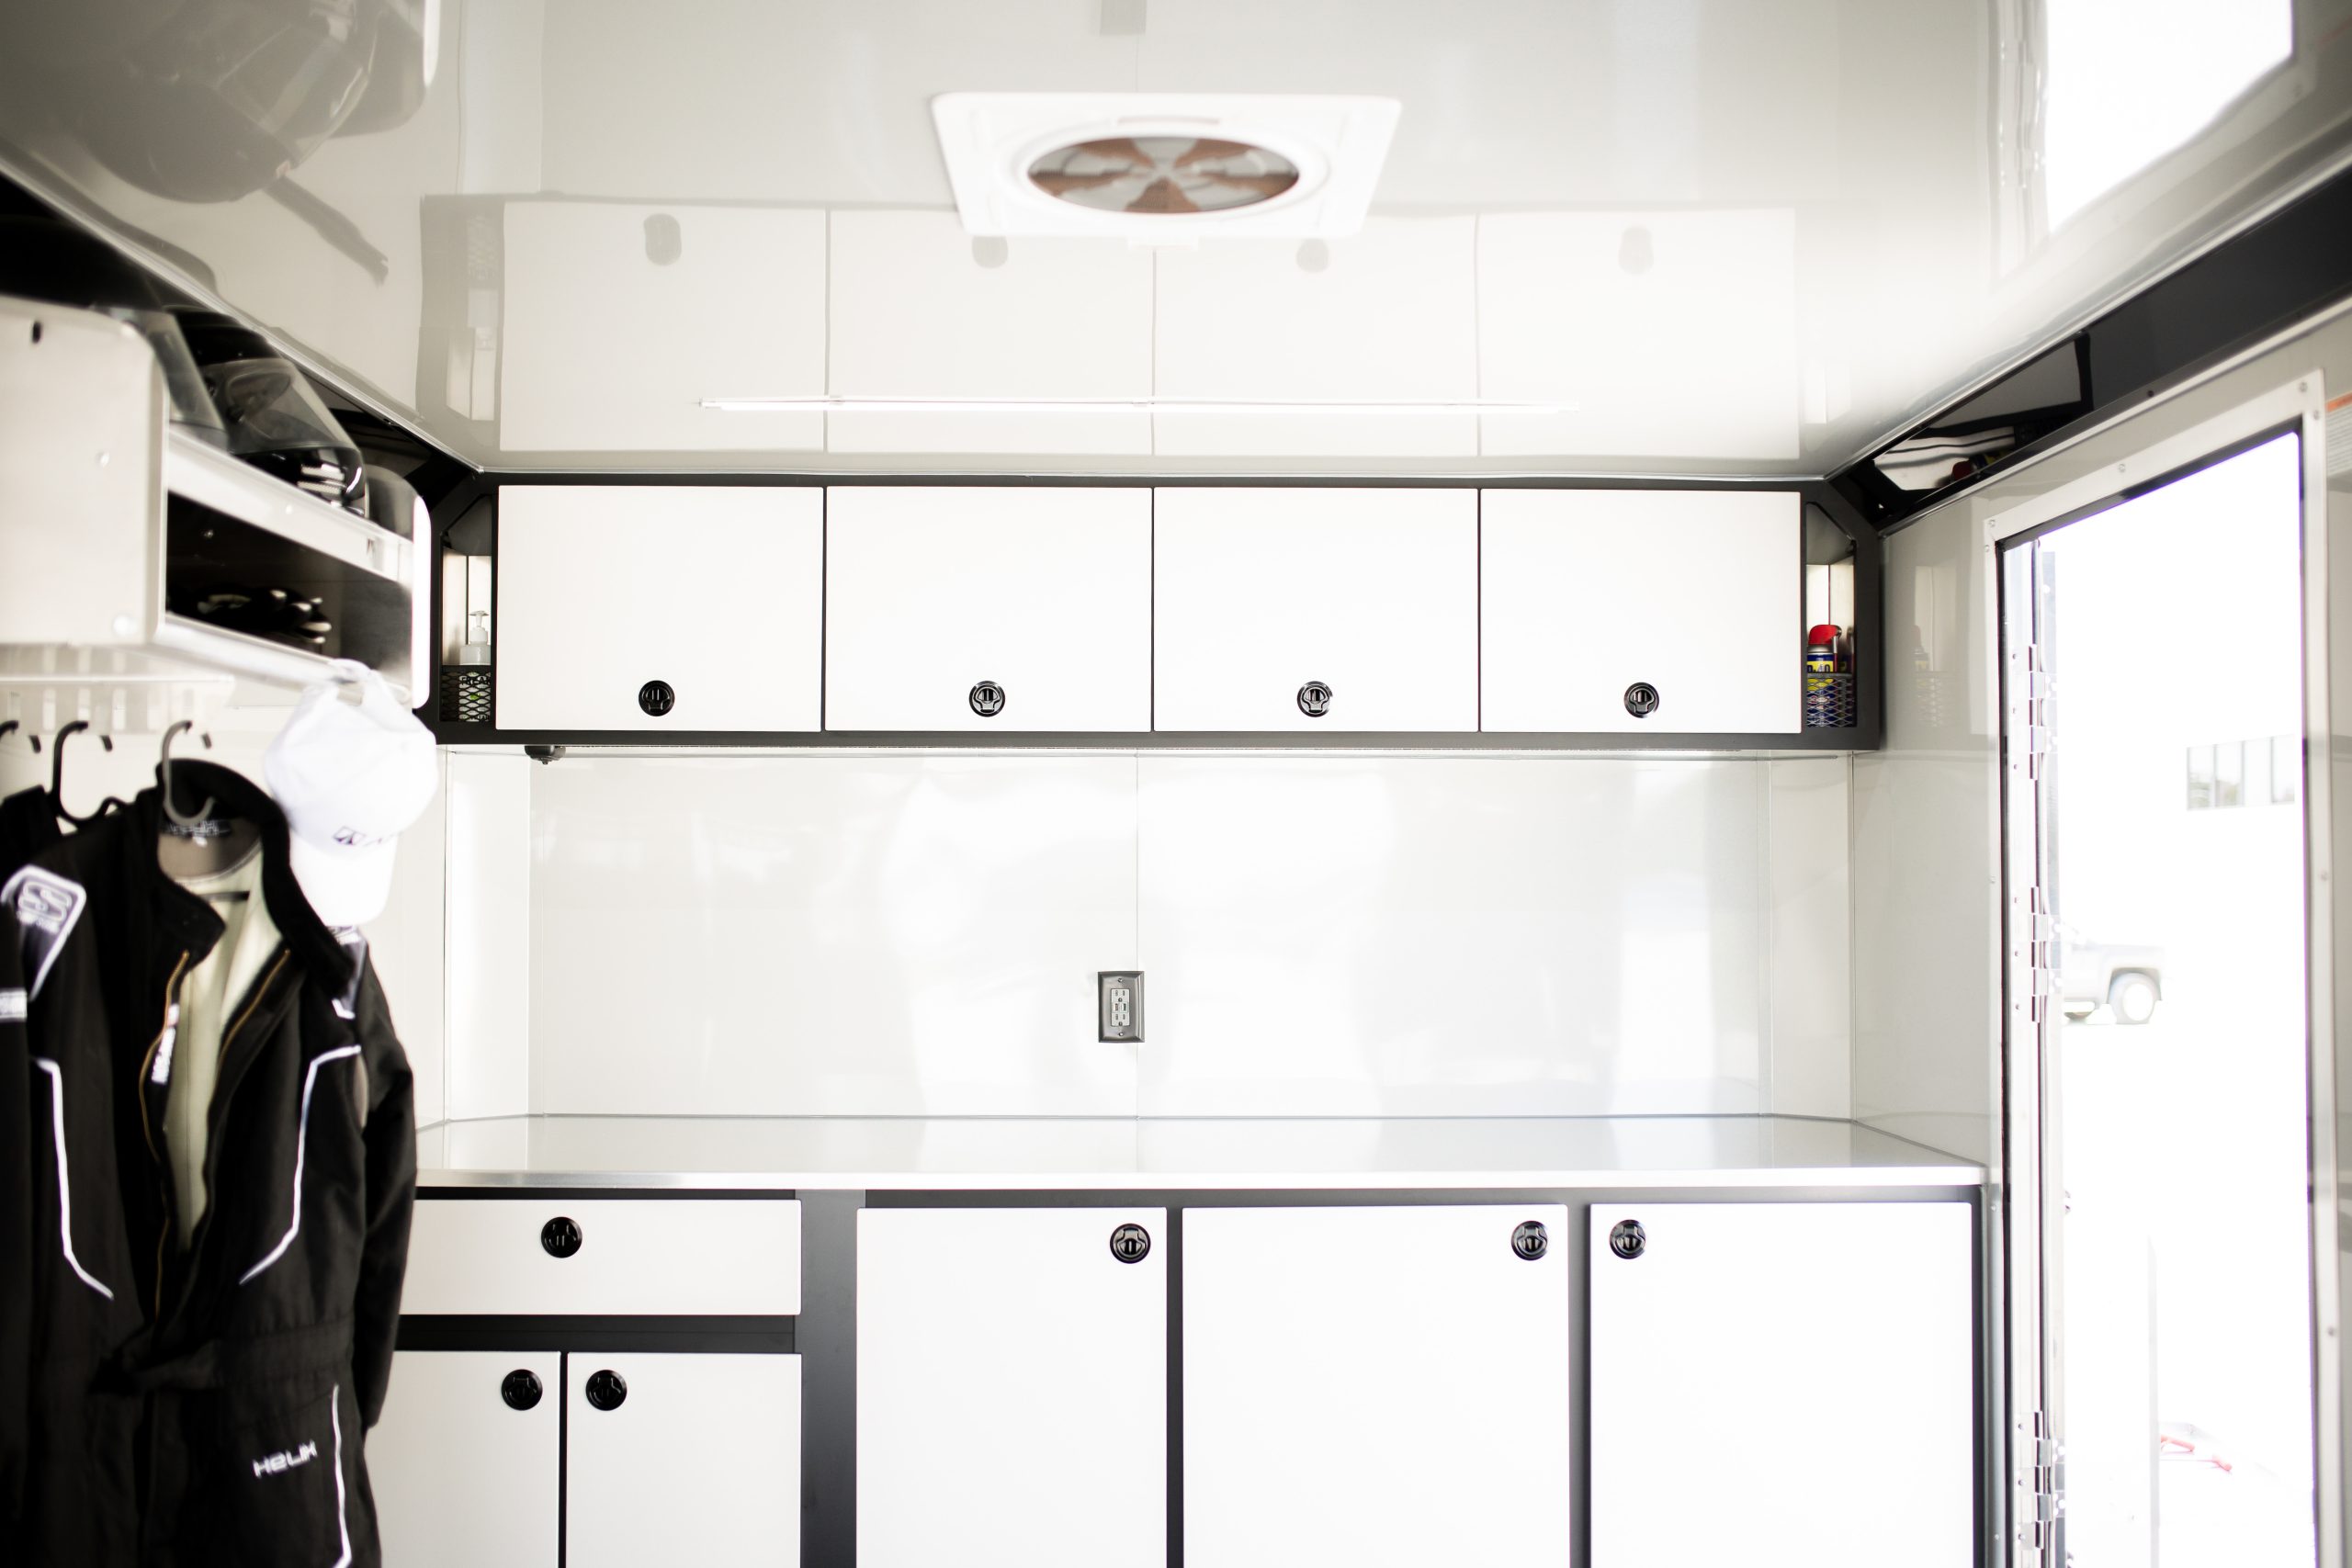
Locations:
263;660;439;929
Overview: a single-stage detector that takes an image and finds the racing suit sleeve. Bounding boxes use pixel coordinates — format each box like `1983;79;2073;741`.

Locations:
0;897;33;1525
351;962;415;1432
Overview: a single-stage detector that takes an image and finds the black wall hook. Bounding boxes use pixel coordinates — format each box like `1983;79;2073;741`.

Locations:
159;720;218;828
51;722;122;829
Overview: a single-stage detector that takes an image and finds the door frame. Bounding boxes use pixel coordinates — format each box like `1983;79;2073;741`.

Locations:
1982;370;2336;1565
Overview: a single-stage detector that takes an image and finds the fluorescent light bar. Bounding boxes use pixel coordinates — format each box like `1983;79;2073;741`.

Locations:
701;396;1582;416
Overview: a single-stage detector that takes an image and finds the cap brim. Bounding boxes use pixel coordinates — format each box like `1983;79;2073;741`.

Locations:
288;833;398;930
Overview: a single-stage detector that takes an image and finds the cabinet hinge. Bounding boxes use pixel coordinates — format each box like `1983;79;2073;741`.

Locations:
2018;1411;2066;1555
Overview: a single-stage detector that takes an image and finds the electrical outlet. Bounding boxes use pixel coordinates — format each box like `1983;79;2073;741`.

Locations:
1098;971;1144;1043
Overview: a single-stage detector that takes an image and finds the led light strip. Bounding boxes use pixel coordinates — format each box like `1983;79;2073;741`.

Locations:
701;396;1583;416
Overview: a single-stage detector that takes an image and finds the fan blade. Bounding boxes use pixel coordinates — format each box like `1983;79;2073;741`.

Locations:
1126;176;1201;214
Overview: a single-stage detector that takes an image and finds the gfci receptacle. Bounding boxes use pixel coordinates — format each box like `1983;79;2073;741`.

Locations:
1098;971;1144;1043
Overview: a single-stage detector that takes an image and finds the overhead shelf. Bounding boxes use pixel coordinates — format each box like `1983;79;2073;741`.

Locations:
0;295;425;729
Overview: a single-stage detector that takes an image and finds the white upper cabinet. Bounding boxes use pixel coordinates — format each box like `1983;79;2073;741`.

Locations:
1481;489;1801;734
1184;1204;1572;1568
1588;1201;1973;1568
1153;488;1477;732
496;485;823;732
859;1207;1167;1568
824;486;1151;731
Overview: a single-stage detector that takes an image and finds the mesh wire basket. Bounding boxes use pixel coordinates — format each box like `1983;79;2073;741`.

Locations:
1804;672;1857;729
440;666;492;725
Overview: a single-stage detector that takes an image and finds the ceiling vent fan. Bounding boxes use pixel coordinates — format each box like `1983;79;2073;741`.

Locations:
931;93;1400;239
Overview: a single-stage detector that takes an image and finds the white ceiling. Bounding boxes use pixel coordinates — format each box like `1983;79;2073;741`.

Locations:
0;0;2345;476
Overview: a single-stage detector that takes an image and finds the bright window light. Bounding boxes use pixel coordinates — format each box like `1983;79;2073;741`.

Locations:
2042;0;2292;229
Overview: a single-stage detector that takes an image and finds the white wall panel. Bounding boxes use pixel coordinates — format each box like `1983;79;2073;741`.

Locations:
1153;218;1478;456
1136;756;1768;1116
1768;757;1851;1118
828;211;1151;454
500;203;825;452
859;1207;1165;1567
1589;1201;1974;1568
526;755;1139;1116
447;750;531;1120
1850;503;1997;1163
1478;209;1801;461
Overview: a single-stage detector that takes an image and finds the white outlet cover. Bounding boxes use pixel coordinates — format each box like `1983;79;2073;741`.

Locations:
930;92;1401;240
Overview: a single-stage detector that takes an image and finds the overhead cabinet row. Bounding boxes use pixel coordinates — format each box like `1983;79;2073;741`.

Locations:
492;485;1804;735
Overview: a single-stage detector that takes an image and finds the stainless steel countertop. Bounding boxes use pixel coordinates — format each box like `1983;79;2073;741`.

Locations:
414;1113;1984;1191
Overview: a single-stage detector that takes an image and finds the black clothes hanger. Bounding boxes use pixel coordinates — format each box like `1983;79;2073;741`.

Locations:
0;719;37;753
158;720;218;827
50;721;128;829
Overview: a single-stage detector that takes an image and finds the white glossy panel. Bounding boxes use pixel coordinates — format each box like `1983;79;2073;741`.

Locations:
371;1351;560;1568
858;1208;1165;1567
1137;756;1767;1116
565;1353;799;1568
501;203;825;452
1589;1201;1974;1568
1480;488;1801;733
445;751;531;1121
401;1198;800;1315
414;1113;1986;1190
9;5;2347;473
828;211;1151;454
494;486;824;731
369;759;448;1126
1767;757;1853;1118
1478;209;1801;460
1850;501;1998;1165
1184;1204;1571;1567
1153;218;1477;455
1152;488;1477;731
823;486;1151;730
526;755;1139;1116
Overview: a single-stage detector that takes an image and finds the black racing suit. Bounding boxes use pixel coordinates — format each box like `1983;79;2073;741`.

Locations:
2;762;415;1565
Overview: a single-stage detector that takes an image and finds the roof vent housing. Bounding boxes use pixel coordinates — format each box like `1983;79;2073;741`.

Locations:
932;93;1400;239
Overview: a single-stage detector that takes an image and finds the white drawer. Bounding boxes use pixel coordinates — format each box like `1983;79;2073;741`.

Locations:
403;1198;801;1316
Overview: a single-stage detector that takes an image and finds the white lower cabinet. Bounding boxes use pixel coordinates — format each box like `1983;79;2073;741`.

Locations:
858;1206;1167;1568
567;1352;801;1568
1588;1201;1974;1568
372;1351;561;1568
369;1350;798;1568
1182;1204;1572;1568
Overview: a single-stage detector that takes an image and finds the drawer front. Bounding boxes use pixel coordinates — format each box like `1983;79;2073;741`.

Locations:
824;485;1152;731
402;1198;801;1316
1153;487;1478;732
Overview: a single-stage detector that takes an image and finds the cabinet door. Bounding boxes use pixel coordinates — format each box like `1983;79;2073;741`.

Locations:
1481;489;1800;733
566;1352;800;1568
825;487;1151;731
1183;1204;1570;1567
495;485;823;731
1588;1201;1973;1568
370;1351;560;1568
1153;488;1477;731
859;1207;1166;1568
